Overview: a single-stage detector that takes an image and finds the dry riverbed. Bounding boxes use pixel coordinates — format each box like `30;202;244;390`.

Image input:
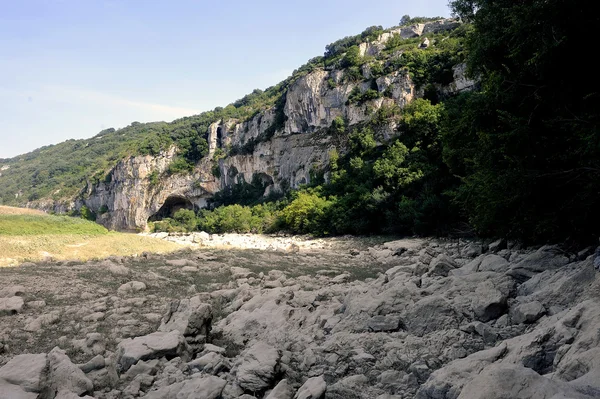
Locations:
2;234;600;399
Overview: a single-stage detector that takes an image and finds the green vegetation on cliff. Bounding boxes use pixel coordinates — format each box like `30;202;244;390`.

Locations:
152;0;600;244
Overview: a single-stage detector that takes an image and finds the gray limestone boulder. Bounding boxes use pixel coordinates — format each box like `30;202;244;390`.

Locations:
428;254;458;277
326;374;370;399
47;347;93;397
117;330;188;372
478;254;509;273
416;343;508;399
117;281;147;295
472;280;508;322
367;315;403;332
507;245;570;282
235;342;280;392
488;239;507;253
0;353;47;393
0;285;25;298
0;296;24;316
457;363;593;399
142;375;226;399
0;383;38;399
159;296;212;343
404;296;461;336
265;379;294;399
295;376;326;399
462;243;483;258
510;301;546;324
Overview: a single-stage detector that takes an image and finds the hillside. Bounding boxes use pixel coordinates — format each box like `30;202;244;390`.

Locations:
0;17;467;226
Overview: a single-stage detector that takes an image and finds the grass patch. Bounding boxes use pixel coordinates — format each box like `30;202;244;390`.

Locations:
0;210;185;266
0;214;108;235
0;232;183;267
0;205;46;215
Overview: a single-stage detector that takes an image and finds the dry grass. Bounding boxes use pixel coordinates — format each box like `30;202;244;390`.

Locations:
0;206;185;266
0;232;184;267
0;205;46;215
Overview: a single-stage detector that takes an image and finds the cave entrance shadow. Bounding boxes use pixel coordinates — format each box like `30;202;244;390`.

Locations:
148;196;195;221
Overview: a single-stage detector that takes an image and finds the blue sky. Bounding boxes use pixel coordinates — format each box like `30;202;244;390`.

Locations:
0;0;451;159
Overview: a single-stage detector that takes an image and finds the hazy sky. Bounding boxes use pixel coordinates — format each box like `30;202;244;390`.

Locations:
0;0;451;159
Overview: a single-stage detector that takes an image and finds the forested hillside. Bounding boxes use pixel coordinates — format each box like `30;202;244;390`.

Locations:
158;0;600;244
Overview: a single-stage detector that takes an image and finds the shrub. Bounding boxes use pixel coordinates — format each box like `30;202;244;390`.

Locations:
79;205;96;221
279;189;333;235
167;157;193;175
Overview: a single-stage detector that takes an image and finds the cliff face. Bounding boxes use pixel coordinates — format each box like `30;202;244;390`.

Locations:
82;19;472;231
85;148;218;231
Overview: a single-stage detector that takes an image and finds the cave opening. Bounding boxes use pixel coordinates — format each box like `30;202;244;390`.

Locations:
148;195;195;221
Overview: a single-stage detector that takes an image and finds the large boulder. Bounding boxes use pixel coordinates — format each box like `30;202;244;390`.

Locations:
457;363;593;399
507;245;570;282
510;301;546;324
47;347;93;397
295;376;326;399
403;296;461;336
0;296;24;316
235;342;280;392
158;296;212;344
117;281;147;296
0;285;25;298
0;383;38;399
472;280;508;322
416;343;508;399
428;254;458;277
142;375;226;399
117;330;188;372
478;255;509;273
0;353;47;393
266;379;294;399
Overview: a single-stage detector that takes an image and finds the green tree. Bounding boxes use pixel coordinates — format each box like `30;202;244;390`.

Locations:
445;0;600;242
173;209;198;231
341;46;362;68
280;190;333;235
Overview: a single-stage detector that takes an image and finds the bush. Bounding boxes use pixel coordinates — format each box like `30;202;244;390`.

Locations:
79;205;96;221
279;189;333;235
173;209;198;231
198;204;264;233
167;157;193;175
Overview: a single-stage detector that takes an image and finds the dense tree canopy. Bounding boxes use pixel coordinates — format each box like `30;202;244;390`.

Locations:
444;0;600;242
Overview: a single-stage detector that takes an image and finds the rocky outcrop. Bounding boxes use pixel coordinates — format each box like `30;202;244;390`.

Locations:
83;147;217;231
73;19;470;231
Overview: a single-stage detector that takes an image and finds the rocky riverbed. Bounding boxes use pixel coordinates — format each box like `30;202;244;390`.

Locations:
1;235;600;399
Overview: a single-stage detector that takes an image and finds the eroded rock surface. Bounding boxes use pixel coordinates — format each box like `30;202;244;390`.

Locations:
1;235;600;399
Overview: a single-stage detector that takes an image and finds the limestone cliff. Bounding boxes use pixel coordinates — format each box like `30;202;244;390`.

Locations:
81;19;472;231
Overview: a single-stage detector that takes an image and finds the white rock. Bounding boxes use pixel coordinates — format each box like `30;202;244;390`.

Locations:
142;375;226;399
0;353;47;393
117;330;187;372
266;379;294;399
47;346;94;396
236;342;280;392
0;296;24;315
295;376;327;399
117;281;147;295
